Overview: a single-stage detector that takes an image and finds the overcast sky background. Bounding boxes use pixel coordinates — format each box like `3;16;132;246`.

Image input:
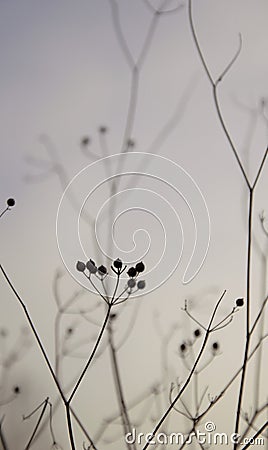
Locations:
1;1;268;448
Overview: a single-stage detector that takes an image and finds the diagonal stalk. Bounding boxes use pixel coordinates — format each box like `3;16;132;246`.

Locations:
108;325;136;450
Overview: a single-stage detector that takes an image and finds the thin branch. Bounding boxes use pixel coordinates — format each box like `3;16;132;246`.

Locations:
0;417;8;450
240;420;268;450
116;302;141;350
71;407;98;450
143;0;183;15
233;188;253;446
187;2;268;446
250;294;268;336
83;274;109;304
177;333;268;450
0;265;65;400
0;265;77;450
188;0;250;189
68;303;112;403
188;0;214;84
108;0;135;69
182;302;206;331
253;147;268;189
0;208;9;220
108;325;136;450
169;384;192;420
212;85;251;189
24;399;48;450
142;290;226;449
211;307;237;331
240;402;268;443
216;33;242;83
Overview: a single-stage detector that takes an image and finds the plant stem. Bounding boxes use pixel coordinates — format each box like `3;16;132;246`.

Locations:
188;1;268;444
24;401;48;450
108;325;136;450
240;419;268;450
0;420;8;450
66;405;76;450
0;207;9;220
0;264;77;450
0;265;65;401
233;188;253;447
70;407;98;450
142;291;226;450
68;303;112;403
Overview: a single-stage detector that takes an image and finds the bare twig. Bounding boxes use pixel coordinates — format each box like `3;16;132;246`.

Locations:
142;290;227;449
0;416;8;450
188;2;268;446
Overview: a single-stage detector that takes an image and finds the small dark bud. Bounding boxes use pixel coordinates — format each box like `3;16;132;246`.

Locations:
67;327;73;335
180;343;186;353
236;298;244;307
7;198;15;207
127;267;137;278
98;265;107;276
127;138;135;148
110;313;117;320
0;328;8;338
13;386;20;394
135;262;145;273
99;126;107;134
212;342;219;351
137;280;145;290
194;329;201;338
113;258;123;269
261;97;267;107
81;136;90;146
76;261;86;272
86;259;97;274
128;279;136;289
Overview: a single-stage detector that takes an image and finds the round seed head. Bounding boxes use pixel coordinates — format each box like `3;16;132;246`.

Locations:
113;258;123;269
236;298;244;307
7;198;15;207
98;265;107;276
137;280;145;290
128;279;136;289
135;261;145;273
76;261;86;272
86;259;97;273
127;267;137;278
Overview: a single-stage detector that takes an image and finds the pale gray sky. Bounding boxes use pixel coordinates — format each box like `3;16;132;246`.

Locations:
1;1;268;449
